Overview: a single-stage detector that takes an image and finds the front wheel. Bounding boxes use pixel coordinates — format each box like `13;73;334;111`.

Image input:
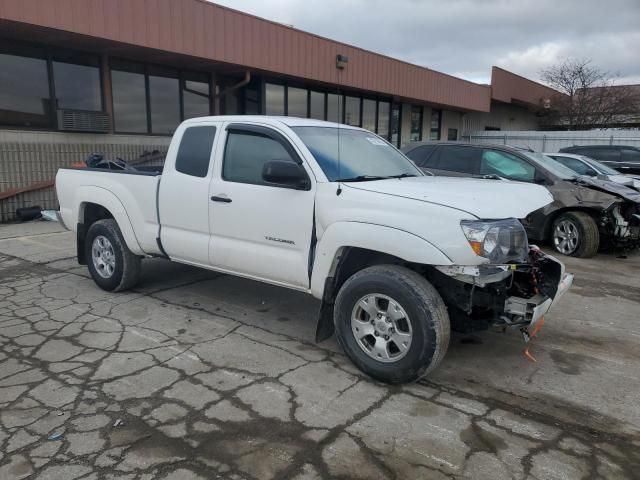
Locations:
85;219;141;292
334;265;450;384
551;211;599;258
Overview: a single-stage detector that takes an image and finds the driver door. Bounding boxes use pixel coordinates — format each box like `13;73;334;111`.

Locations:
208;123;315;289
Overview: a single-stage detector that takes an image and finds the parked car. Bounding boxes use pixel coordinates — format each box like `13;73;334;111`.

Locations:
56;116;573;383
402;142;640;258
545;152;640;191
558;145;640;175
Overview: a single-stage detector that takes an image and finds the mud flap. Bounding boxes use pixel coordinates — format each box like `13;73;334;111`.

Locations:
315;301;335;343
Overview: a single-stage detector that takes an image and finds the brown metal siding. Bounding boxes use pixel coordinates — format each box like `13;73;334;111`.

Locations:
0;0;491;112
491;66;559;106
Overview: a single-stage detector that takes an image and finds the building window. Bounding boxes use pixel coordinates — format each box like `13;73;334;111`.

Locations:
111;61;147;133
244;80;261;115
390;103;402;147
265;83;285;115
344;96;361;126
327;93;343;123
362;99;376;132
309;91;325;120
430;109;442;140
111;59;212;134
287;86;308;118
149;66;180;134
447;128;458;141
261;81;391;139
183;72;211;120
410;105;423;141
377;101;390;139
0;44;52;128
52;51;102;112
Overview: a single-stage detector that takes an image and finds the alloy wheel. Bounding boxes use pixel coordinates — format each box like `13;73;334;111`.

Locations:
350;293;413;363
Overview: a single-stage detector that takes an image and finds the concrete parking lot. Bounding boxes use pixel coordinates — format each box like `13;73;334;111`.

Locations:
0;221;639;479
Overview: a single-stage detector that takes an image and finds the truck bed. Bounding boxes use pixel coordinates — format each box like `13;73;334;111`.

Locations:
56;167;164;256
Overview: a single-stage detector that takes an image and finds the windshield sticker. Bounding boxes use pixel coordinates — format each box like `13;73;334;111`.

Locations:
365;137;388;146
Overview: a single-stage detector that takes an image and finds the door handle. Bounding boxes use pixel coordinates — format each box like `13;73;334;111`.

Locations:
211;195;232;203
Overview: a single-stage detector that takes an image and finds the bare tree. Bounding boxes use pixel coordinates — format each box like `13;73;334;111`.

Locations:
540;58;640;130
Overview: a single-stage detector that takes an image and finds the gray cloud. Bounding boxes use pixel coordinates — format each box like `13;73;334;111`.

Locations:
209;0;640;85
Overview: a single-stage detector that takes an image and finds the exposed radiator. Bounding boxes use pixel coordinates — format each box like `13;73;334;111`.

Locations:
57;110;110;133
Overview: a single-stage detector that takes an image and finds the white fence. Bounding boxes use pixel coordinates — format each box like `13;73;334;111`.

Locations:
461;130;640;153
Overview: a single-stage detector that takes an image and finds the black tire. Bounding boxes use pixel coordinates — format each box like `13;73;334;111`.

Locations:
550;211;599;258
334;265;450;384
85;219;141;292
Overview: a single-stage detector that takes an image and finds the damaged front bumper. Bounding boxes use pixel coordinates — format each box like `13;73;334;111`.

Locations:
502;263;573;334
434;246;573;335
605;203;640;248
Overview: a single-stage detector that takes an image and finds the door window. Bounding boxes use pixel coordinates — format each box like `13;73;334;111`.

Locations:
480;150;535;181
551;156;597;176
405;145;436;167
434;146;481;174
175;126;216;177
223;128;302;187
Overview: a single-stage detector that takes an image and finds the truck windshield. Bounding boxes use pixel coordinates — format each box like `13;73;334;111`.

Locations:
292;126;422;181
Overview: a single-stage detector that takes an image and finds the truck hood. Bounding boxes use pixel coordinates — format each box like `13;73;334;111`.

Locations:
345;176;553;218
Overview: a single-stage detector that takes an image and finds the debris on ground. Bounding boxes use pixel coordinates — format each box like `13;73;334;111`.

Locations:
40;210;58;221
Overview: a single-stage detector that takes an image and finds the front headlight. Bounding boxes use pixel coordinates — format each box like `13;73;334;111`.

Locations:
460;218;529;263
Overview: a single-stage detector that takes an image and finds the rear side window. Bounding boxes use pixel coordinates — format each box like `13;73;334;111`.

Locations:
175;126;216;177
583;148;621;162
481;149;535;182
405;145;436;166
223;130;299;186
433;146;481;174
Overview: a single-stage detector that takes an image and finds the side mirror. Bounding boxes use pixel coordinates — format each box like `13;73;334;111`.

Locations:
262;160;310;190
534;172;549;185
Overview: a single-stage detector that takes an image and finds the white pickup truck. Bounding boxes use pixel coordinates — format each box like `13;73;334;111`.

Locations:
56;116;573;383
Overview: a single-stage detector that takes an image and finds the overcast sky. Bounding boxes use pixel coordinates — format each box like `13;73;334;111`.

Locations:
210;0;640;86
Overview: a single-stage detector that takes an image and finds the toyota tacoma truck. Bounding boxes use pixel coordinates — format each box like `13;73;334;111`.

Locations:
56;116;573;383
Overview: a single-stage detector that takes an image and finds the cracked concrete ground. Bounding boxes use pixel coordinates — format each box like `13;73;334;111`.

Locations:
0;221;639;479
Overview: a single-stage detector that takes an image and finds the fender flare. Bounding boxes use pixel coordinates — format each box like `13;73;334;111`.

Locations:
75;186;144;256
310;221;452;298
310;222;452;342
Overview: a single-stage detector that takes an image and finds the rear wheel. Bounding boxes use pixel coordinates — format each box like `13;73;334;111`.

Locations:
551;211;599;258
334;265;450;384
85;219;141;291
